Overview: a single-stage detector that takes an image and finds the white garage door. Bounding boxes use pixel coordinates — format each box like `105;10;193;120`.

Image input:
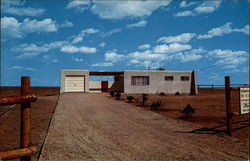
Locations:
65;76;85;92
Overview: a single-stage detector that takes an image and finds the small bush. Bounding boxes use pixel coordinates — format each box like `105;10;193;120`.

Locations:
180;104;195;118
110;91;115;97
159;92;166;96
115;92;121;100
175;92;181;95
142;94;148;106
127;96;134;103
150;101;164;110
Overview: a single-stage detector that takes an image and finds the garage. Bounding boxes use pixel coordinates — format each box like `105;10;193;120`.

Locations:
65;76;85;92
60;70;89;93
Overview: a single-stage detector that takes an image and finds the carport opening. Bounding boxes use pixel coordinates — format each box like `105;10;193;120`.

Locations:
89;71;124;93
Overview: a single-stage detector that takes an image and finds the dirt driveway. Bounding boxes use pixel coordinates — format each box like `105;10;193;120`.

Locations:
39;93;248;161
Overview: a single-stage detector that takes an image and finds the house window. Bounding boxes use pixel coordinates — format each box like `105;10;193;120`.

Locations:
131;76;149;86
165;76;174;81
181;76;189;81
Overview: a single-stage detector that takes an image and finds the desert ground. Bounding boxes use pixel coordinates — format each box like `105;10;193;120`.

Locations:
0;87;249;161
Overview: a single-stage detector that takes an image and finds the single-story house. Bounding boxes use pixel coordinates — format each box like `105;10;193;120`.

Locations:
60;69;198;94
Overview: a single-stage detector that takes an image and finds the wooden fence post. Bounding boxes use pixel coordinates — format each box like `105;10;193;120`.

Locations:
225;76;233;136
20;76;31;161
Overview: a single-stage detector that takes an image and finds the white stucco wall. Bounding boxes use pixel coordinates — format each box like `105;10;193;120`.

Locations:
60;70;89;93
123;70;198;94
89;81;114;93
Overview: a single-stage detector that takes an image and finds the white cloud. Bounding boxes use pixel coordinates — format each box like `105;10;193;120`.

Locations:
98;42;106;48
9;65;36;71
138;44;151;50
158;33;196;43
15;52;40;59
104;50;125;62
42;55;58;63
91;62;113;67
174;11;194;17
175;1;222;17
12;41;66;53
179;1;197;8
2;1;46;17
197;22;249;39
82;28;99;34
126;20;147;28
90;1;171;19
61;20;74;27
101;28;123;37
194;1;222;14
70;28;99;44
72;57;84;62
208;49;248;68
65;0;89;12
153;43;192;54
60;45;97;54
20;18;57;33
1;17;57;38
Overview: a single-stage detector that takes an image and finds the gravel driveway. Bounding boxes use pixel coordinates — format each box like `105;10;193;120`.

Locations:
39;93;248;161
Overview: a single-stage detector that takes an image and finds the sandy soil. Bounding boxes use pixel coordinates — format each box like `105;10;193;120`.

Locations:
0;87;59;161
39;93;248;161
117;88;249;139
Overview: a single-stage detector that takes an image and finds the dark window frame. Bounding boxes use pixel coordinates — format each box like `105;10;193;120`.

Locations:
181;76;189;81
165;76;174;81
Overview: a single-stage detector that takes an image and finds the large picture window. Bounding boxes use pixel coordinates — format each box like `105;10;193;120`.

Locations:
131;76;149;86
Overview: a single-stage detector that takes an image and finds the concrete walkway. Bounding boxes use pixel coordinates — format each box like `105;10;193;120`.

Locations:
39;93;248;161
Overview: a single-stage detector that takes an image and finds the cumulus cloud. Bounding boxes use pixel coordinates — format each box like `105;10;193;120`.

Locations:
91;62;113;67
158;33;196;43
101;28;123;37
15;52;40;59
138;44;151;50
60;45;97;54
98;42;106;48
65;0;90;12
208;49;248;69
9;65;36;71
1;17;57;38
175;1;222;17
174;11;195;17
60;20;74;28
194;1;222;14
72;57;84;62
104;50;125;62
126;20;147;28
70;28;99;44
197;22;249;39
179;1;197;8
2;0;46;17
90;1;171;19
153;43;192;54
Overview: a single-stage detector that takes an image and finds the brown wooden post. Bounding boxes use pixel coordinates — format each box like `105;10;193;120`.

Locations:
190;70;196;95
20;76;31;161
225;76;233;136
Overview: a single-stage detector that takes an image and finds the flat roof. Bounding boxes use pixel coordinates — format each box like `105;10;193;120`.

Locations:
89;71;124;76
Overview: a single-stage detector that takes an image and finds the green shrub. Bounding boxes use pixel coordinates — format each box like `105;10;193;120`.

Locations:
142;94;148;106
115;92;121;100
127;96;134;103
180;104;195;118
110;91;115;97
159;92;166;96
150;101;164;110
175;91;181;95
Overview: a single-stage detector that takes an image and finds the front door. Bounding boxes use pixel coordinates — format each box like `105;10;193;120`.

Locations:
101;81;108;92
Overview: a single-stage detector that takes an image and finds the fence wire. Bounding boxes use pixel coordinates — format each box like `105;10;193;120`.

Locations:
0;104;17;117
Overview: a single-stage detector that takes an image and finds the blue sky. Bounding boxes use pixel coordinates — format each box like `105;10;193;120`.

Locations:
1;0;249;86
